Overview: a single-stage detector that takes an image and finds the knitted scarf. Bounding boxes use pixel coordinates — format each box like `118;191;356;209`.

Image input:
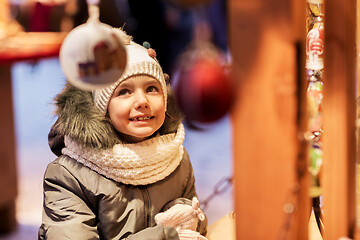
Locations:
62;123;185;185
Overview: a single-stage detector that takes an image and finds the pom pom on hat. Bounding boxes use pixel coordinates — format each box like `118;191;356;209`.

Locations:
93;29;167;116
143;41;151;49
143;41;157;59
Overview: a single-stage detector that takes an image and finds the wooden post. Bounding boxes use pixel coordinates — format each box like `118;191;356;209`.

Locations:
322;0;357;239
0;0;10;23
357;0;360;236
228;0;309;239
0;66;17;233
0;1;18;233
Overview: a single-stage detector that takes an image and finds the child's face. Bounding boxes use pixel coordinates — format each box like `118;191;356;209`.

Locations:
108;75;166;143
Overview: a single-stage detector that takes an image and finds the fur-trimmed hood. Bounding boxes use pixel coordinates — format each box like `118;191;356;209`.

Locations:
52;84;119;149
49;83;183;151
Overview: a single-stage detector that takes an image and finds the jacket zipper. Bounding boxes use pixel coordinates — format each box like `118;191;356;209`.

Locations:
140;188;151;228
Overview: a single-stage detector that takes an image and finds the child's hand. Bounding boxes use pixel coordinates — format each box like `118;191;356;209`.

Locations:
155;197;205;231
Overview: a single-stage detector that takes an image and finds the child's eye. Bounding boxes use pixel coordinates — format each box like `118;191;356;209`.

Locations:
147;86;159;93
118;89;130;96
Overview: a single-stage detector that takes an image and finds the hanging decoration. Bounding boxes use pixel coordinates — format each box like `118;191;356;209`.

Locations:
59;0;127;91
174;19;233;124
305;0;324;235
306;0;324;199
306;17;324;71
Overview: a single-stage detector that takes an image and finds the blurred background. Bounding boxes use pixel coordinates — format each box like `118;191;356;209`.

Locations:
0;0;233;238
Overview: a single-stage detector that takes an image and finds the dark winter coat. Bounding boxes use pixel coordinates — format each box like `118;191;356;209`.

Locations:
38;84;207;239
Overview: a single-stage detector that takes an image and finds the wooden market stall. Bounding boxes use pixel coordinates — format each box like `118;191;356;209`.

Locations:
0;0;65;233
229;0;310;239
0;0;359;238
228;0;358;239
323;0;357;239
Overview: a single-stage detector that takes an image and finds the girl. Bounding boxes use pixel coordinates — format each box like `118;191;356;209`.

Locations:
38;29;207;239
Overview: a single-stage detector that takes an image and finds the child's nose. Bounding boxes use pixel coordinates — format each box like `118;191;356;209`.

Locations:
134;91;149;109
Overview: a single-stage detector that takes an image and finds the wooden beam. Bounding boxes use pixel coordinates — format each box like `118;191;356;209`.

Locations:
228;0;309;239
322;0;357;239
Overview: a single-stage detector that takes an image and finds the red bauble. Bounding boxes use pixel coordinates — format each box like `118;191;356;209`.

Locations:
175;54;233;123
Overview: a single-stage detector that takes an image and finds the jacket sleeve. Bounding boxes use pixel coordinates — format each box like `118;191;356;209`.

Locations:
124;225;179;240
182;149;208;235
38;161;99;240
161;149;208;236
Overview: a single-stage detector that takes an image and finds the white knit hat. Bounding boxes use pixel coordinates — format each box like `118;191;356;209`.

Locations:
93;29;167;116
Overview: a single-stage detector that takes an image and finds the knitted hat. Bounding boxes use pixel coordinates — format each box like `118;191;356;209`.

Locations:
93;29;167;116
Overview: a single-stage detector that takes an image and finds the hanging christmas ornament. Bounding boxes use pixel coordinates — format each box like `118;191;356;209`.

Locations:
307;76;323;133
306;23;324;71
59;0;126;91
306;0;324;31
174;21;233;123
307;0;323;17
305;0;324;72
309;142;323;177
306;0;325;205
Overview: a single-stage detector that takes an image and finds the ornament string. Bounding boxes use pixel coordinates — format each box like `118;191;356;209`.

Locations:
87;0;100;22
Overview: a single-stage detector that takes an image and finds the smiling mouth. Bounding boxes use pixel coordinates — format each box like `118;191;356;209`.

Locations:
130;116;154;121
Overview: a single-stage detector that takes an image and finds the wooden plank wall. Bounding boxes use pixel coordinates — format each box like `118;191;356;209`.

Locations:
228;0;309;239
323;0;357;239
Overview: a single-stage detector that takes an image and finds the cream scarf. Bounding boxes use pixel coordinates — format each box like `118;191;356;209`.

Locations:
62;123;185;185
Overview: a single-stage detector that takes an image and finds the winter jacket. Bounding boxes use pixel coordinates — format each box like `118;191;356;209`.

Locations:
38;84;207;239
